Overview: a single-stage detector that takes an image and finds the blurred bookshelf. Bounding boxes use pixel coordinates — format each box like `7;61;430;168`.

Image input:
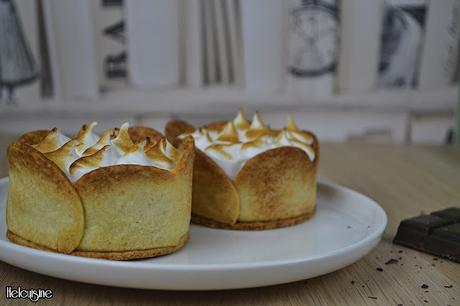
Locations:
0;86;457;118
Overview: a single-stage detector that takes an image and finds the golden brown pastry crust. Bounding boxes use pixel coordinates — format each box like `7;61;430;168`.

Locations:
7;142;85;253
7;231;189;260
165;119;319;229
191;208;315;230
6;127;194;260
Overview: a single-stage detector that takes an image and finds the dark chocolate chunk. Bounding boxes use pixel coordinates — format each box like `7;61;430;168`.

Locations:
431;207;460;222
393;207;460;263
385;258;398;265
400;215;452;234
421;284;429;289
376;267;383;272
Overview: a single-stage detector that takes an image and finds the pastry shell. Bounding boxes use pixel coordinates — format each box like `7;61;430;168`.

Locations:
165;120;319;230
6;127;194;260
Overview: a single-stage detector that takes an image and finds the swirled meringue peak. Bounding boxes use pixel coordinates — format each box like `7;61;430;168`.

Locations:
179;110;316;179
33;122;178;181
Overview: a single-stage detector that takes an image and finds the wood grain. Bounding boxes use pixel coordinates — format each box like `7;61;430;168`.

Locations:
0;140;459;305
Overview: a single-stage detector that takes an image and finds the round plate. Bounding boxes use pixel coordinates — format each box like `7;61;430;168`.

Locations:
0;177;386;290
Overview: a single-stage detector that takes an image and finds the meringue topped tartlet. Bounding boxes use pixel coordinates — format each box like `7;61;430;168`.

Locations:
7;123;194;260
165;110;319;230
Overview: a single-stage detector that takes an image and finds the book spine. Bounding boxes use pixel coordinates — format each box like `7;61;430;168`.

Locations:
92;0;127;91
125;0;180;88
337;0;384;94
225;0;243;87
241;0;285;93
184;0;203;88
418;0;460;90
44;0;99;100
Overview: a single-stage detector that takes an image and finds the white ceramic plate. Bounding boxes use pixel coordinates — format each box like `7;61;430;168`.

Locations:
0;177;386;290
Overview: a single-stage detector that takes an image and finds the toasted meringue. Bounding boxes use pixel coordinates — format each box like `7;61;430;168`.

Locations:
33;128;70;153
145;139;174;170
179;111;316;179
111;122;136;155
74;122;99;155
245;112;269;140
69;145;116;181
83;128;116;156
233;109;250;130
217;122;239;143
44;140;80;175
158;138;179;161
31;122;180;181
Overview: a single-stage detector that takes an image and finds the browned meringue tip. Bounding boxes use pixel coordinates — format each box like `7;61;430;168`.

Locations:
205;144;234;160
233;108;250;130
112;122;136;154
145;139;173;165
70;145;110;175
244;112;270;139
241;136;265;150
249;112;268;131
217;121;239;143
159;138;179;160
286;115;299;131
82;128;116;156
32;128;67;153
44;139;80;173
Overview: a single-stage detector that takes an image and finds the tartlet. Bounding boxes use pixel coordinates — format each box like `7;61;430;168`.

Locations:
6;122;194;260
165;110;319;230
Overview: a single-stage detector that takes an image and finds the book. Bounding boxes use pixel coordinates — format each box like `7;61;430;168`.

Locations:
287;0;340;98
337;0;384;94
184;0;204;88
378;0;427;88
125;0;181;88
418;0;460;90
203;0;217;84
1;0;40;105
225;0;243;87
43;0;99;100
92;0;127;91
241;0;286;93
214;0;230;85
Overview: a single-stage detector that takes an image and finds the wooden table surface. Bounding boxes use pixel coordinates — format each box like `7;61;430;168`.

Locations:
0;139;459;305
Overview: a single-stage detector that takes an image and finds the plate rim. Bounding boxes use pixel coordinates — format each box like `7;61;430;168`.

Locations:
0;176;387;271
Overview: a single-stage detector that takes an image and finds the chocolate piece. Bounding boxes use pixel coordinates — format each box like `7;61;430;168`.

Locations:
431;207;460;222
393;207;460;263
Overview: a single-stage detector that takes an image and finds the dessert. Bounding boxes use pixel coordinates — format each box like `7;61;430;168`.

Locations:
165;110;319;230
7;122;194;260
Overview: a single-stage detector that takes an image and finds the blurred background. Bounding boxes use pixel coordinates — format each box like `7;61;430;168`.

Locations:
0;0;459;147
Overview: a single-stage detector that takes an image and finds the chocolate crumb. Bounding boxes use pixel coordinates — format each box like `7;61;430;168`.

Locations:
376;267;383;272
385;258;398;265
397;304;403;306
433;258;438;261
398;257;402;260
398;250;403;253
362;285;365;288
424;290;429;293
423;300;428;303
444;285;453;288
431;264;435;267
421;284;429;289
368;296;377;300
390;250;393;253
351;280;355;285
